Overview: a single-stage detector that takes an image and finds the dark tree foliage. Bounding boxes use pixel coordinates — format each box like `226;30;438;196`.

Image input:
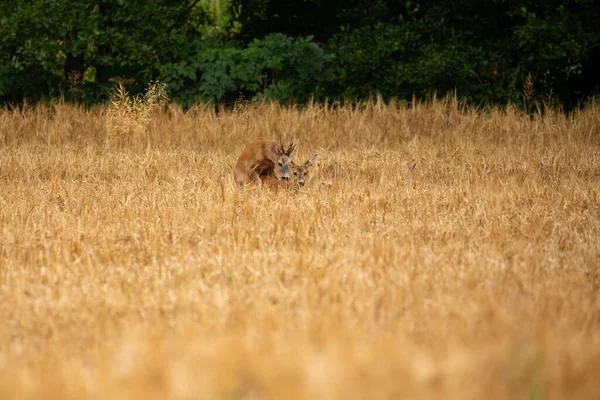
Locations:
1;0;599;110
0;0;192;103
232;0;600;108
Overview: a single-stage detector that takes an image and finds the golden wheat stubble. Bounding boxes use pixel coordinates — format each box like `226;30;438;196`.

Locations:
0;96;598;399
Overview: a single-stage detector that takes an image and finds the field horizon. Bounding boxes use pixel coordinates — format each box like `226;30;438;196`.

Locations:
0;96;599;399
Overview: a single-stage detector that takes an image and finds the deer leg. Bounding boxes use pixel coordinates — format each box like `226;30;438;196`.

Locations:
250;169;262;185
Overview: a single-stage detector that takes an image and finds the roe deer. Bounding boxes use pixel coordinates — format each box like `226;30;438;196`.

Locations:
233;137;297;186
260;155;317;190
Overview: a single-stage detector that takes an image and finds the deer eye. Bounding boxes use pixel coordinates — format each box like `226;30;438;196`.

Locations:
293;171;297;175
278;162;283;167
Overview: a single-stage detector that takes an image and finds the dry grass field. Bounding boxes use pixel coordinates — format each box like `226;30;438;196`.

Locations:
0;90;599;399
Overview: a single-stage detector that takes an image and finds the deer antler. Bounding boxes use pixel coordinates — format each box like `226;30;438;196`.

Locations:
285;139;297;156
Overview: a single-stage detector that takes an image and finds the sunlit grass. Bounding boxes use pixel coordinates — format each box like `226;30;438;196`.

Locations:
0;96;599;399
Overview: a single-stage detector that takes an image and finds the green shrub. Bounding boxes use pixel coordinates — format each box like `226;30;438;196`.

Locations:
160;33;334;106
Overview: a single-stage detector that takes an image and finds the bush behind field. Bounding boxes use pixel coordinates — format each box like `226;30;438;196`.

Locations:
1;0;599;110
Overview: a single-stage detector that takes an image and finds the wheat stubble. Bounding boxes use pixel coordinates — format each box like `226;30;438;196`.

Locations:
0;97;599;399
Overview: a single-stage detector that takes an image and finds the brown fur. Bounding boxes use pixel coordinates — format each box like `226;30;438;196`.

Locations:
233;137;297;186
260;174;298;191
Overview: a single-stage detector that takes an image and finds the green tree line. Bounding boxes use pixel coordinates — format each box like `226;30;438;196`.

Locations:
1;0;598;110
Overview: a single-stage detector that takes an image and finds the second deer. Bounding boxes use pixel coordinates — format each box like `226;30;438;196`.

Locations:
260;155;317;190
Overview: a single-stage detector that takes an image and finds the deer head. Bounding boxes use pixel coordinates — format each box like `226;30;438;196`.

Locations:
270;138;297;180
292;154;317;187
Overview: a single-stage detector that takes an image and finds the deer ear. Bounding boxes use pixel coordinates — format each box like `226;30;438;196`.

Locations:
271;141;282;155
305;154;318;168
